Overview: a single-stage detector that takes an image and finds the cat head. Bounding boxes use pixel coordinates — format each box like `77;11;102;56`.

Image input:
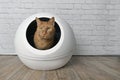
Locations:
35;17;55;40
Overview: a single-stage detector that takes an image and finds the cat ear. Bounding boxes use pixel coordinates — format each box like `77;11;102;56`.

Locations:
36;17;42;26
49;17;55;26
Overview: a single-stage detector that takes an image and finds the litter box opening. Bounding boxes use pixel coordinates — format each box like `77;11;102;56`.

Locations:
26;17;61;50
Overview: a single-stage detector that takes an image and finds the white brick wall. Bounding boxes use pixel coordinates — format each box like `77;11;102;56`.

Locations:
0;0;120;55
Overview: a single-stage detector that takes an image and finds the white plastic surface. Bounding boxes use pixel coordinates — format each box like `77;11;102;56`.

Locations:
19;55;72;70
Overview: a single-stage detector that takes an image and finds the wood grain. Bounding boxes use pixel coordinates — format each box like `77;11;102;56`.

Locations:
0;56;120;80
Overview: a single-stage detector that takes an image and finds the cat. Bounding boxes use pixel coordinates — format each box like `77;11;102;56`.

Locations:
34;17;56;50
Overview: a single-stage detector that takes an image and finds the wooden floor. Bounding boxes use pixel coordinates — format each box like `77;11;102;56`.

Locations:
0;56;120;80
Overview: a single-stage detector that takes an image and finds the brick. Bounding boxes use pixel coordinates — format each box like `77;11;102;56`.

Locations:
93;20;109;25
95;15;107;20
109;10;120;15
32;3;56;9
81;15;96;19
84;10;108;14
78;46;95;51
77;40;92;46
74;0;85;3
55;0;74;3
74;4;82;9
81;4;106;9
0;0;11;2
91;40;106;46
59;14;81;20
86;0;110;4
57;3;73;9
59;10;84;15
107;5;120;9
110;0;120;4
72;24;95;30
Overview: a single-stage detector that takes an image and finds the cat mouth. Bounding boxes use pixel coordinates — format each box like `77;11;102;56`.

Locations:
41;36;47;39
43;37;46;39
43;36;51;40
39;34;46;38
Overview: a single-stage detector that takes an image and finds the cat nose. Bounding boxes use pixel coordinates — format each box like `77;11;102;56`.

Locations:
42;31;46;35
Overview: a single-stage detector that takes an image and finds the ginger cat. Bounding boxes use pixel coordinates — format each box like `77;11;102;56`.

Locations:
34;17;55;50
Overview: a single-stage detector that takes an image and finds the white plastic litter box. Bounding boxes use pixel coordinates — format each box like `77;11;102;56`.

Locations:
14;13;76;70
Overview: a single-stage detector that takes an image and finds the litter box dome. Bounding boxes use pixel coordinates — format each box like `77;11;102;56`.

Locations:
14;13;76;70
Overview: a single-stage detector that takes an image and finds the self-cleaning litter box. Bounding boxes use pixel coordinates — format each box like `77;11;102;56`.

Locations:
14;13;76;70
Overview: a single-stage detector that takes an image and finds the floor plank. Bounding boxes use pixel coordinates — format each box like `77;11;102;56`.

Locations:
0;56;120;80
